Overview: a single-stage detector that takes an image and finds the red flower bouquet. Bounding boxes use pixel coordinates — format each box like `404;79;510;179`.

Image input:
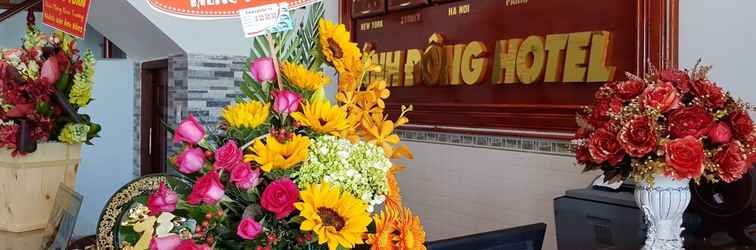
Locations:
0;27;100;154
574;62;755;184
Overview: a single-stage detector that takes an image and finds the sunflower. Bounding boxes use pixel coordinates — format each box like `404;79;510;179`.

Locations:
282;62;330;91
319;19;361;74
245;134;310;172
291;99;354;136
295;182;372;250
222;101;270;129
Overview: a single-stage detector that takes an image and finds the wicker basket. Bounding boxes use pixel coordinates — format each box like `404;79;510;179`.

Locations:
0;143;81;232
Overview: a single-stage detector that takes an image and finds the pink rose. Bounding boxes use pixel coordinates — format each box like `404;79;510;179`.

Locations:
230;162;260;190
173;114;206;145
708;122;733;145
236;217;263;240
150;235;181;250
271;90;302;113
213;140;243;170
641;82;681;113
40;56;60;85
176;146;206;174
187;171;225;205
261;179;299;219
250;57;276;83
147;182;178;215
175;240;211;250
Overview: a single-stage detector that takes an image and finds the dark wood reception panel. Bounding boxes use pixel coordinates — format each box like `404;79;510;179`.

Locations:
342;0;678;139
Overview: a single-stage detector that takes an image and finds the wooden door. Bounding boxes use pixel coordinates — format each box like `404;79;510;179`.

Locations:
140;59;169;176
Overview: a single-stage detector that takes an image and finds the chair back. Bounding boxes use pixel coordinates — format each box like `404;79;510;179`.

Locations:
426;223;547;250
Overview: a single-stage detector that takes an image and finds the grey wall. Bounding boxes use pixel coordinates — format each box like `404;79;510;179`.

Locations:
0;12;104;58
74;59;136;236
680;0;756;104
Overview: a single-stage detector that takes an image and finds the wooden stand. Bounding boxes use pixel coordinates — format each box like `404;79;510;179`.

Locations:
0;143;81;232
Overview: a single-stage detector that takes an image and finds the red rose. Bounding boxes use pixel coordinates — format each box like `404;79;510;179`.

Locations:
664;136;705;180
691;80;726;108
187;171;225;205
261;179;299;220
589;97;623;128
588;128;625;166
574;128;591;164
619;116;657;157
614;80;646;100
728;111;754;139
641;82;681;113
659;70;690;93
715;142;749;183
668;106;713;138
707;122;733;145
213;140;243;170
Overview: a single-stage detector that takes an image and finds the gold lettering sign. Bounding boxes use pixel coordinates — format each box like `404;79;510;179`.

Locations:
370;30;615;87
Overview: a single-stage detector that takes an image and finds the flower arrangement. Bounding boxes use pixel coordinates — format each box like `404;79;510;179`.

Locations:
119;10;425;250
0;27;99;154
573;62;756;184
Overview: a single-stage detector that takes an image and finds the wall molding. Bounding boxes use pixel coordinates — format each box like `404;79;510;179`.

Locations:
396;129;574;156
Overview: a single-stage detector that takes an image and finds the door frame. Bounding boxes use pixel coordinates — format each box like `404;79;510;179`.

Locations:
139;59;169;176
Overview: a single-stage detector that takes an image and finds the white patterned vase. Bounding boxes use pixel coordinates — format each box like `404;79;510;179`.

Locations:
634;174;690;250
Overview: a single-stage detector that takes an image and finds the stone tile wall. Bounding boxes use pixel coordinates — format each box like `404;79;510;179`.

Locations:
134;53;248;176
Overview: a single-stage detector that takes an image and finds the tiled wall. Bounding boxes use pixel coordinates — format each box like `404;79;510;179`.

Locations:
395;139;594;250
134;53;248;176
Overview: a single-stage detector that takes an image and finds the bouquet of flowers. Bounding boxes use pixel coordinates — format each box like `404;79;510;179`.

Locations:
573;62;756;184
0;27;99;154
122;16;425;250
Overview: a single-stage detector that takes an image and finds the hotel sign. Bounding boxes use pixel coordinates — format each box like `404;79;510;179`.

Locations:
350;0;678;137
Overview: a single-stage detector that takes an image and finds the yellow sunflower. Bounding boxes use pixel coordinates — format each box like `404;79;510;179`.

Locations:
244;134;309;172
319;19;361;74
222;101;270;129
295;182;372;250
282;62;330;91
291;99;354;136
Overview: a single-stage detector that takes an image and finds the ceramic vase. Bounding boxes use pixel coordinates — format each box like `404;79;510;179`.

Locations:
634;174;690;250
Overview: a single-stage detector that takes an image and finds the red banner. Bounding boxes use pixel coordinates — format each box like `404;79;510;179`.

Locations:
146;0;321;19
42;0;91;39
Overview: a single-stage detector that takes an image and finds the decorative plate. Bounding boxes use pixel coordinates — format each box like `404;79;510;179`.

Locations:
96;174;193;250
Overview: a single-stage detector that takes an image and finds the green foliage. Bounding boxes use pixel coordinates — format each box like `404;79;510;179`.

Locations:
250;2;324;68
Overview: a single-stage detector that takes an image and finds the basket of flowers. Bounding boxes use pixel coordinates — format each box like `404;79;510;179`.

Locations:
96;5;425;250
0;26;99;232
